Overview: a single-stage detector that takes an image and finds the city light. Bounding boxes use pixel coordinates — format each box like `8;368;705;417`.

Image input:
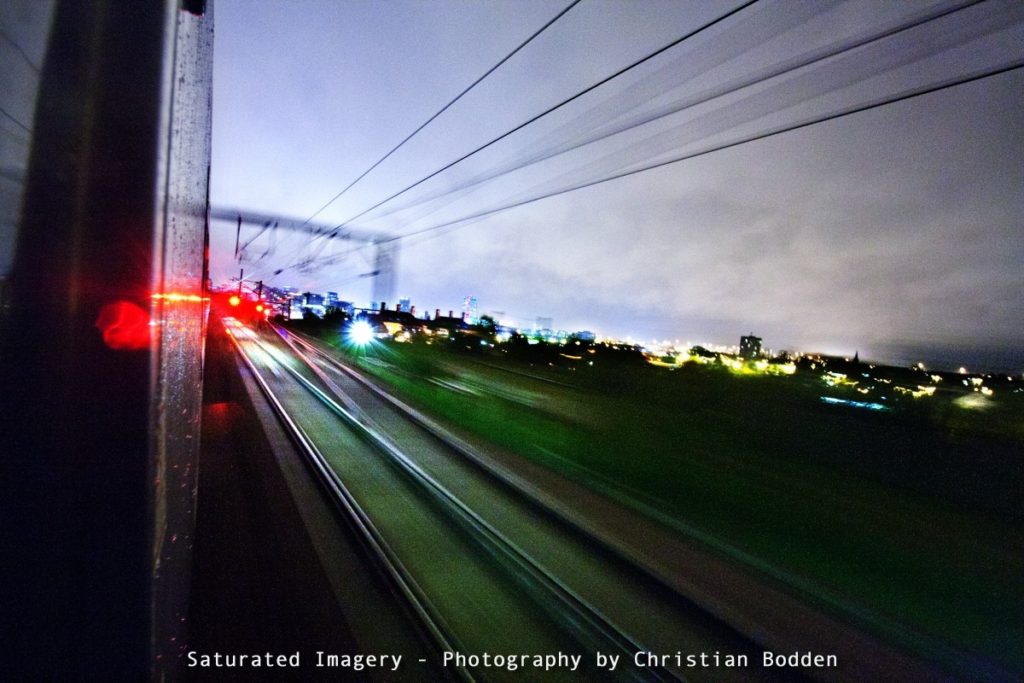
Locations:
348;320;375;346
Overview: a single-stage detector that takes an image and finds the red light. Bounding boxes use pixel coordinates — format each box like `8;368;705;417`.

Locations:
255;304;264;312
228;295;240;307
95;301;151;350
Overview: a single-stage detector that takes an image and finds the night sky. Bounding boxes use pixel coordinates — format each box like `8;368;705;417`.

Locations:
210;0;1023;368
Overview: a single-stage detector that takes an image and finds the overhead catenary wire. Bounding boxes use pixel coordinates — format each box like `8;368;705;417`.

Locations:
388;60;1024;246
262;0;585;281
357;0;986;229
246;0;1019;282
0;26;41;74
485;0;1012;214
0;105;32;135
250;0;764;280
305;0;1000;246
324;0;760;234
299;0;584;227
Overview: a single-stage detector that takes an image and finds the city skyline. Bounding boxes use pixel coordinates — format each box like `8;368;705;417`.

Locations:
237;280;1022;374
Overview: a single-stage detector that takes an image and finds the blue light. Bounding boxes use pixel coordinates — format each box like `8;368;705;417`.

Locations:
820;396;888;411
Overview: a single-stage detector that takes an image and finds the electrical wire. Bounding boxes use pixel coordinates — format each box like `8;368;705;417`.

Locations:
299;0;584;226
0;26;41;74
239;1;1019;282
359;0;985;228
325;0;760;233
0;105;32;135
389;60;1024;246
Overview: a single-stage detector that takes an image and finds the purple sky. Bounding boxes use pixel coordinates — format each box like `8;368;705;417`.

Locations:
210;0;1023;362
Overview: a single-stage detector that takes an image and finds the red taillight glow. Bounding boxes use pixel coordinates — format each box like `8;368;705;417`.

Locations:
95;301;151;350
228;295;241;307
255;304;264;312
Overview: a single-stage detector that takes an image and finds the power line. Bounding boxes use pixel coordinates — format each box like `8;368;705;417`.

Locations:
0;105;31;135
0;26;41;74
361;0;986;228
264;0;761;278
389;60;1024;246
327;0;760;233
300;0;584;227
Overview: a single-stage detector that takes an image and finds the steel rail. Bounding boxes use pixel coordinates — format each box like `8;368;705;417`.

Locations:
284;329;689;597
252;326;679;682
222;319;474;682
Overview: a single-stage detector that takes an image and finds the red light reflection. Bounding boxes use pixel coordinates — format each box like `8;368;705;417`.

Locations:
95;301;151;350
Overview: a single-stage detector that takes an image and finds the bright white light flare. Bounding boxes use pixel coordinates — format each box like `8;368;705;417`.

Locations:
348;320;375;346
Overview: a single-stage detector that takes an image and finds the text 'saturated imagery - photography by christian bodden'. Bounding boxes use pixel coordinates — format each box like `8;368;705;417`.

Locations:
0;0;1022;681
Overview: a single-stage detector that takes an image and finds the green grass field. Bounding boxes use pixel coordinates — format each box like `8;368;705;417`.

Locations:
304;327;1024;675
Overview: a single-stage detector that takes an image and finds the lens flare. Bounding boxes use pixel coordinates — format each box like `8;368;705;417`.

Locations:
348;320;375;346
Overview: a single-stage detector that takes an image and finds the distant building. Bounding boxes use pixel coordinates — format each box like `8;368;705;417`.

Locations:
326;291;339;307
575;330;596;342
398;296;411;313
535;317;552;332
429;308;468;335
300;292;326;318
740;334;762;359
463;295;478;324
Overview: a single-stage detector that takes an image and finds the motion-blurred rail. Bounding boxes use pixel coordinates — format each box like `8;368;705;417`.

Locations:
225;318;698;681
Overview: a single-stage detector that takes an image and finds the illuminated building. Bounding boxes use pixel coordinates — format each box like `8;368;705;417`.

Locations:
297;292;326;318
740;334;762;359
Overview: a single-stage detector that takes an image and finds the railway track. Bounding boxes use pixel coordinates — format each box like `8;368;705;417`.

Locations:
226;316;1005;683
275;326;1019;683
228;318;749;682
237;320;801;682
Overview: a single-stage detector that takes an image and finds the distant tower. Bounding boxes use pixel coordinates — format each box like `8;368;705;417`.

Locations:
398;296;411;313
371;241;397;309
463;295;478;324
740;334;762;359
